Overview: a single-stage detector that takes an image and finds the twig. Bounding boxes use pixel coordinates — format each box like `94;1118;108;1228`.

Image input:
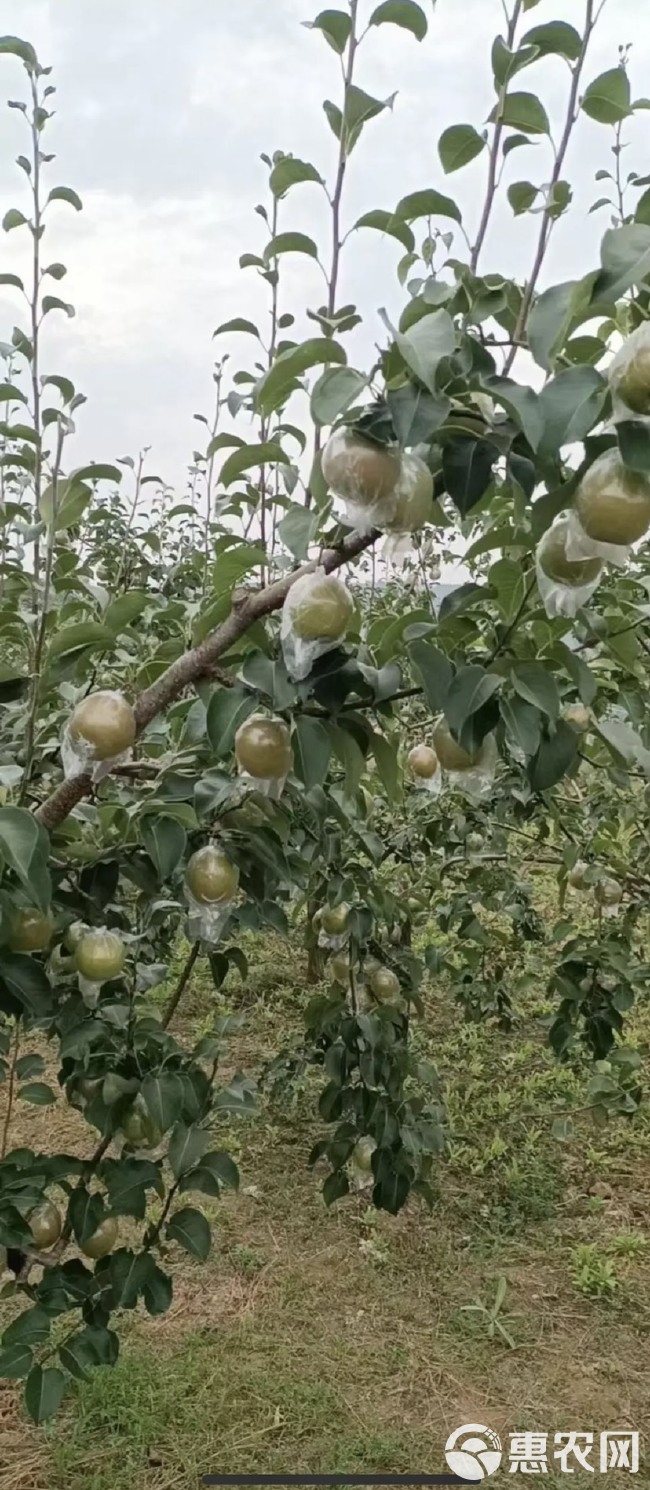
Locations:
161;941;201;1029
470;0;523;273
486;575;536;662
1;1021;21;1160
505;0;599;370
19;419;66;803
307;0;360;508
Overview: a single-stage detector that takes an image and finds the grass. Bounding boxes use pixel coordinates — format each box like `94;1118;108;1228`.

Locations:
2;877;650;1489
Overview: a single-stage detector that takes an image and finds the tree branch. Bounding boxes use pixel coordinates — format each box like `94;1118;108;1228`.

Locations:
34;527;379;831
470;0;523;274
504;0;598;371
161;941;201;1029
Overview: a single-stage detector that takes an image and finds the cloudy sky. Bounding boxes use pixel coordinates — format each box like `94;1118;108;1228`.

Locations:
0;0;648;495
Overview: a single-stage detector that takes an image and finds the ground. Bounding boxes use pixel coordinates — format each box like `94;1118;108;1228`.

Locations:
1;880;649;1490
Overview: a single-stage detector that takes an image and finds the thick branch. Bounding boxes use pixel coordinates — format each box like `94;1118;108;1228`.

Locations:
35;527;379;831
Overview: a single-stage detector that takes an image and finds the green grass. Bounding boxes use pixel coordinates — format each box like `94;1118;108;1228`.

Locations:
4;880;650;1490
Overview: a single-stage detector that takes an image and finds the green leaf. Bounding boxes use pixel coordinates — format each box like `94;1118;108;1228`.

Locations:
219;441;287;486
307;9;351;53
0;807;51;911
264;231;319;263
500;696;541;757
239;654;296;709
141;816;187;881
40;474;92;530
370;732;400;801
18;1082;56;1105
24;1365;65;1424
507;180;538;215
488;557;527;621
310;366;368;427
0;955;53;1018
528;279;579;370
292;717;332;790
581;67;631;125
47;185;83;211
0;271;24;290
444;666;501;741
3;1307;51;1348
41;294;74;318
503;132;537;155
206;686;255;759
47;621;116;660
101;1158;164;1216
491;91;549;135
387;385;450;446
256;339;346;415
395;187;462;225
213;318;260;338
353;209;415;253
269;156;324;197
59;1325;116;1379
167;1206;211;1260
529;720;578;790
72;462;122;486
594;718;650;775
323;100;343;141
213;539;266;594
380;307;455;395
442;435;495;516
480;374;544;450
438;582;485;624
323;1169;349;1206
593;225;650;304
69;1187;105;1246
16;1053;44;1080
104;591;149;631
328;723;366;795
168;1123;209;1179
438;124;486;174
2;208;27;232
141;1071;184;1134
277;503;320;560
560;647;597;706
142;1259;172;1316
617;419;650;476
0;35;38;68
369;1;428;41
0;382;27;404
408;641;452;714
0;1343;33;1379
538;366;607;458
341;85;395;153
521;21;581;60
179;1149;239;1196
511;661;560;720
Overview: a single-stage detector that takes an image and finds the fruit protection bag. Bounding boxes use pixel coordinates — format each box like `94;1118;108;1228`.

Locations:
281;566;351;682
62;689;134;784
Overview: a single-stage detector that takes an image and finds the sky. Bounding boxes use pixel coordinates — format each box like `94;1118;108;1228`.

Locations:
0;0;648;502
